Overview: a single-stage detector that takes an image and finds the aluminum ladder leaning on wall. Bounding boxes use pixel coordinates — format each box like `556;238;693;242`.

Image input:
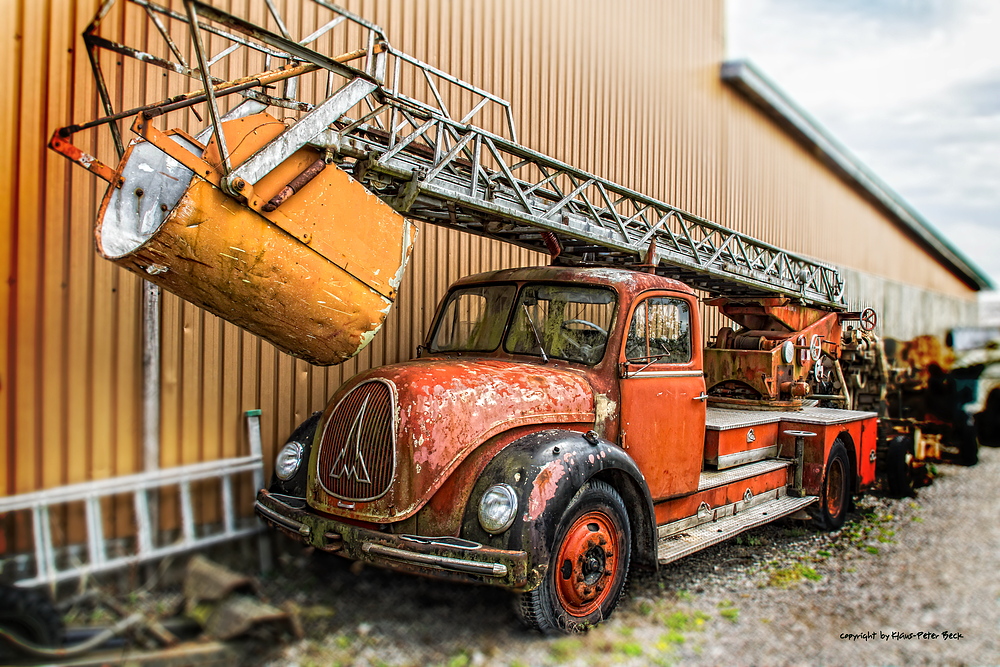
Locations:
0;412;268;587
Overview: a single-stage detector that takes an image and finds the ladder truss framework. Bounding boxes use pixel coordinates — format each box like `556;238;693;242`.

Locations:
53;0;847;310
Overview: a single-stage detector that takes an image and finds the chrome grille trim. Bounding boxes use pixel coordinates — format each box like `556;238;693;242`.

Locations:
316;378;398;502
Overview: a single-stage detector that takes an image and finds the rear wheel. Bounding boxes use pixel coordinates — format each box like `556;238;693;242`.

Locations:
516;480;631;633
813;441;852;531
956;417;979;466
885;434;916;498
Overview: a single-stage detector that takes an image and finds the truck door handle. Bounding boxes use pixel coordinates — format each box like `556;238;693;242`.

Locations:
694;392;708;402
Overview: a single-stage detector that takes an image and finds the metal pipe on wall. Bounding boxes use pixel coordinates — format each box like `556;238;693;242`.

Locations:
142;282;160;473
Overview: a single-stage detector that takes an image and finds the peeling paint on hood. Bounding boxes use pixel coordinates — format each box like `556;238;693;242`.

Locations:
309;358;597;522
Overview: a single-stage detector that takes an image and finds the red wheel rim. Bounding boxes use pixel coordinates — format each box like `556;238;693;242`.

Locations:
554;510;621;617
826;456;845;518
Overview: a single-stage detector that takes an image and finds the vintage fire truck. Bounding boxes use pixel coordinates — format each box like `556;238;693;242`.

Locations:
255;265;878;631
50;0;882;633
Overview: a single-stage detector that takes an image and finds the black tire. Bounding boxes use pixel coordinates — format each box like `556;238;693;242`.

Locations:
0;584;63;656
812;441;853;531
884;434;916;498
956;417;979;466
515;480;631;633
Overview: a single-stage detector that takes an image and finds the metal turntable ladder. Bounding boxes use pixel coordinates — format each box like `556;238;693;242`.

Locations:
55;0;847;310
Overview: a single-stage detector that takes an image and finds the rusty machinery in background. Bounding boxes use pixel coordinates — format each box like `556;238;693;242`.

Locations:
828;333;990;497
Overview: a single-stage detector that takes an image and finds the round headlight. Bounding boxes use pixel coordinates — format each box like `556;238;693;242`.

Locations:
478;483;519;534
275;441;304;481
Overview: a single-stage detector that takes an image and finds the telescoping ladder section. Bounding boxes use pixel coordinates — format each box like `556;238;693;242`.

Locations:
53;0;846;311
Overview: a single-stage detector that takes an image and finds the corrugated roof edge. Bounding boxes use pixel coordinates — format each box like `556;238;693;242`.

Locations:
721;59;992;292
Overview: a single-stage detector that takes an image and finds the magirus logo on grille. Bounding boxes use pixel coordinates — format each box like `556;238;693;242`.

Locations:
329;395;374;484
317;378;396;502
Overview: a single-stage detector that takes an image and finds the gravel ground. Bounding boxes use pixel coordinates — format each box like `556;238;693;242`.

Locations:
248;447;1000;667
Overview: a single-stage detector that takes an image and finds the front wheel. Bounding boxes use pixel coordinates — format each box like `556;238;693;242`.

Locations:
516;480;631;633
812;440;852;531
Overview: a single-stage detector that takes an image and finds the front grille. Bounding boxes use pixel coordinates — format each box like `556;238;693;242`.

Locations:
316;379;397;501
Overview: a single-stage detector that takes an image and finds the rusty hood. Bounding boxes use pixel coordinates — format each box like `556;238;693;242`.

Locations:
306;358;596;521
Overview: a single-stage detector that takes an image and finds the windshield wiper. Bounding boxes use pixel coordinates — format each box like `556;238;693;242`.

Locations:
522;304;549;363
622;352;670;378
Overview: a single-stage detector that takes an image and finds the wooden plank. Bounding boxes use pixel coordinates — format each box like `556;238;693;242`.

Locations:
14;0;45;494
221;322;242;460
65;1;99;493
180;302;204;466
41;0;73;494
43;0;87;546
0;0;19;498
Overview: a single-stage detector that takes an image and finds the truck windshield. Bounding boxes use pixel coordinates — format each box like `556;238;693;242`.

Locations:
505;285;616;365
428;284;517;352
427;282;617;364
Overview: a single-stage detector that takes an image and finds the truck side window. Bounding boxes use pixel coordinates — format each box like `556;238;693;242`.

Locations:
625;297;692;363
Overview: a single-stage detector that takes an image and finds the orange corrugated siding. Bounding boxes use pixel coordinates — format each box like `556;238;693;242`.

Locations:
0;0;976;512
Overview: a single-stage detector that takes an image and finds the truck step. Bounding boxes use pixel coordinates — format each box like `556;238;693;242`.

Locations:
656;493;816;565
698;459;791;491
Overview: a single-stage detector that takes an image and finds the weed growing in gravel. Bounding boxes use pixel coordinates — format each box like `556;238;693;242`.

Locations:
734;534;764;547
446;650;471;667
836;508;898;555
661;629;686;646
615;641;644;658
719;607;739;622
548;638;582;663
718;600;739;622
644;609;712;666
764;562;822;588
663;609;710;632
590;636;645;662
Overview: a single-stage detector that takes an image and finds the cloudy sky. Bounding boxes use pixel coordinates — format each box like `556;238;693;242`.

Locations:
726;0;1000;291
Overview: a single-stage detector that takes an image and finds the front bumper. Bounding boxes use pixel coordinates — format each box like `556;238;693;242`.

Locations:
255;489;532;590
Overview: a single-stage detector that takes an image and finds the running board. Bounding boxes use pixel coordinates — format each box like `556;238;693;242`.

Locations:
656;493;817;565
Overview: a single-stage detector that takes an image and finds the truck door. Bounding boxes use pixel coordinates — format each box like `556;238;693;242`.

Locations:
618;293;706;500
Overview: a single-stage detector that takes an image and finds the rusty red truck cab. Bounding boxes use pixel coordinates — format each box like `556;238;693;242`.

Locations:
256;266;877;632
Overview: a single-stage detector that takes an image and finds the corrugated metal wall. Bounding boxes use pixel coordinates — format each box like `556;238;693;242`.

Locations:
1;0;977;514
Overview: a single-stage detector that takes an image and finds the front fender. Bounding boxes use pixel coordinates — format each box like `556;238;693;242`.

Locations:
460;429;656;588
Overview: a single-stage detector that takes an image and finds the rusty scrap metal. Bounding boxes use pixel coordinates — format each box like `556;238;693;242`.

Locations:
183;555;257;613
183;556;301;642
